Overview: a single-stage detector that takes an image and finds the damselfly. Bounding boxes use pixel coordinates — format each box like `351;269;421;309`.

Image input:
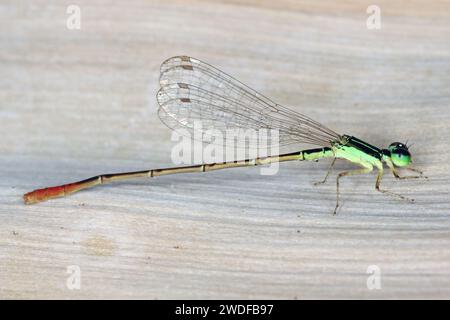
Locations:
24;56;426;214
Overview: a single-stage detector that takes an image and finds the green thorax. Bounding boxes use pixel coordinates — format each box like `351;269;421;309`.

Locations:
333;135;385;166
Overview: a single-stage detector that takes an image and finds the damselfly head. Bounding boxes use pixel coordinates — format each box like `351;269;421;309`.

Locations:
388;142;411;167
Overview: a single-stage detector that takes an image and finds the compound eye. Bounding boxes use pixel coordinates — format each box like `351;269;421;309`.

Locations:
389;142;407;151
391;148;411;167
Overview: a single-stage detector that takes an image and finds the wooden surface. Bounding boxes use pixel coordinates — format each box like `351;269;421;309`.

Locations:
1;0;450;299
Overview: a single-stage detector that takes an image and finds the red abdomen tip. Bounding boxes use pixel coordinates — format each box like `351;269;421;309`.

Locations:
23;186;65;204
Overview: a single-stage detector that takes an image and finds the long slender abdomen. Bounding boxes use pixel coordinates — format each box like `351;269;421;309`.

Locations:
23;147;334;205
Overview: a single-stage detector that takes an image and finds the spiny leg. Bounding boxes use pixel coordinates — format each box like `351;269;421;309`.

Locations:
385;160;427;180
405;167;423;174
375;168;415;202
396;166;428;179
314;157;337;186
334;166;373;215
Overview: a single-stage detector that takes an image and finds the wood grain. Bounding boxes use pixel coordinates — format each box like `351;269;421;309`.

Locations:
1;0;449;299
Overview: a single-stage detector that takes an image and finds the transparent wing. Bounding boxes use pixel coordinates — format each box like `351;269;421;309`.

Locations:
157;56;342;148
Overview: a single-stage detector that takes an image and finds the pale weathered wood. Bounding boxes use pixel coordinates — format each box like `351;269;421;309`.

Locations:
0;0;449;299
